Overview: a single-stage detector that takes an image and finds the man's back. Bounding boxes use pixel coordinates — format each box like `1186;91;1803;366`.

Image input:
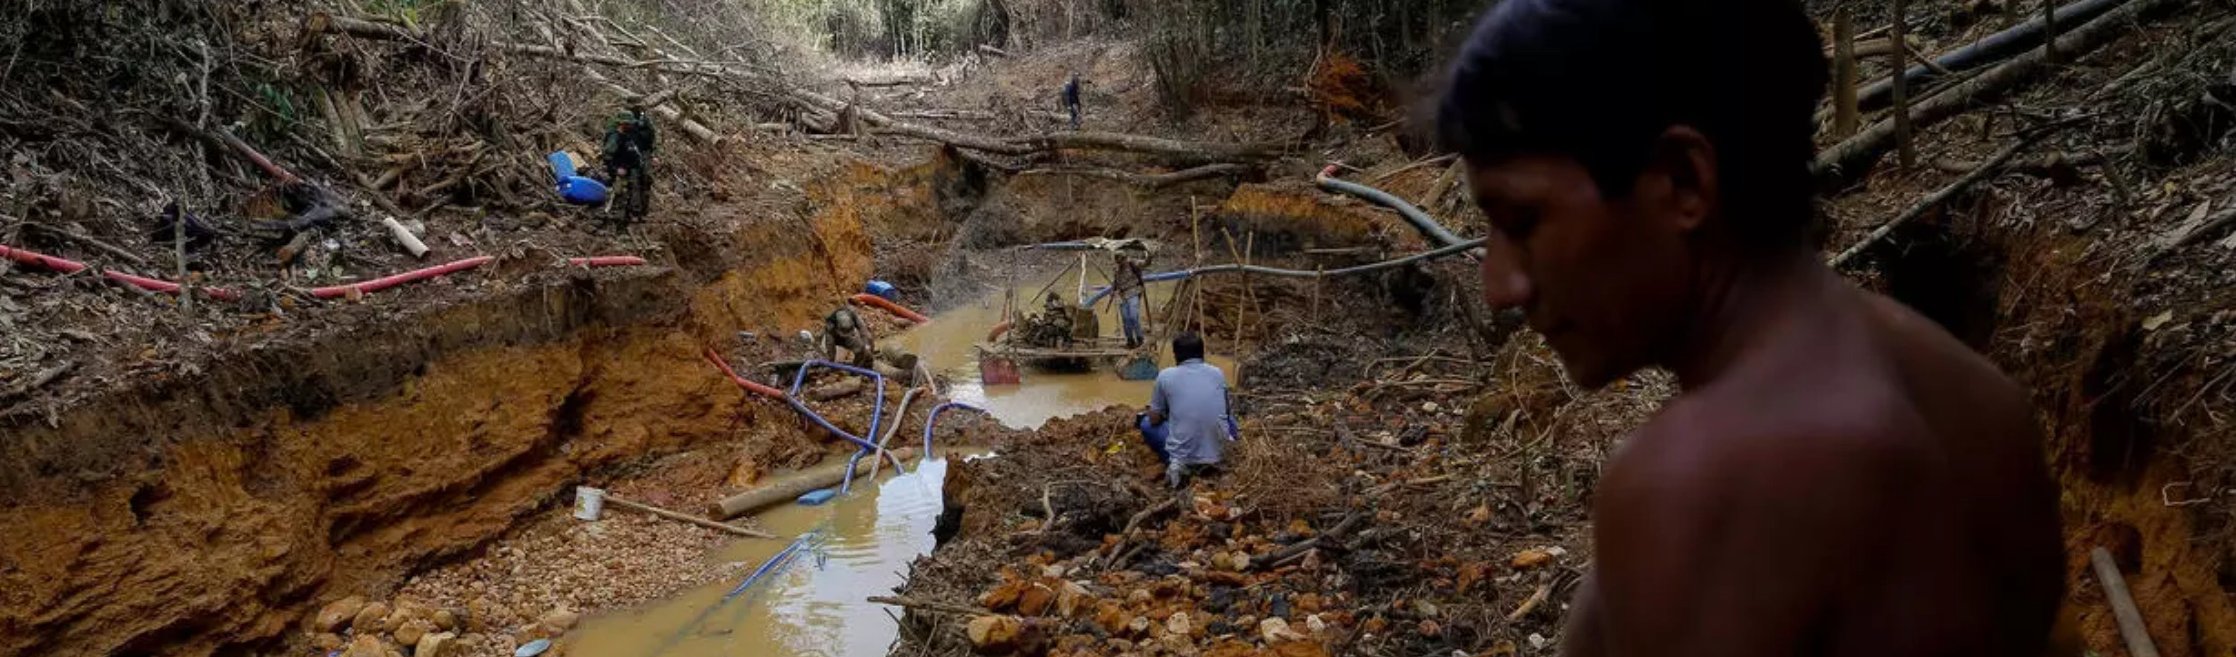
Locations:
1582;275;2061;657
1150;359;1229;467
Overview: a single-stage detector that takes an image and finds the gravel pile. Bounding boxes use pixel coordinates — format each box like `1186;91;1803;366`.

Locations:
385;511;749;656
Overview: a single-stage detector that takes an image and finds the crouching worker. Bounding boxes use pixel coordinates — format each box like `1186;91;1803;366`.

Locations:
820;303;877;369
1137;332;1238;488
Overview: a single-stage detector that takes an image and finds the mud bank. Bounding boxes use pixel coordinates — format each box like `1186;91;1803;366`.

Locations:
0;195;875;656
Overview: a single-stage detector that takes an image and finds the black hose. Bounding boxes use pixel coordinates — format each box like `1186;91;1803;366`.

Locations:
1314;166;1471;248
1856;0;2127;111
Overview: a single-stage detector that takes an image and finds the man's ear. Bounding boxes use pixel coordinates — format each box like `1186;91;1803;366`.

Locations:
1642;126;1718;234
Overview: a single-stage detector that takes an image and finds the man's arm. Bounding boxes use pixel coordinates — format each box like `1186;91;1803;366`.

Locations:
1147;376;1169;426
1591;418;1916;657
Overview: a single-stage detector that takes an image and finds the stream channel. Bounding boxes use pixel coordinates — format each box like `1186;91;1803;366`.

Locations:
565;286;1233;656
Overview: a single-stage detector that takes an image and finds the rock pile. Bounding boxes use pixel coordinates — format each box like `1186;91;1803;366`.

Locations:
305;595;468;657
382;511;746;656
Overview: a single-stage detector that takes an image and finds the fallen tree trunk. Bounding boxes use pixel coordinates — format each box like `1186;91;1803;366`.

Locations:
846;73;934;88
1855;0;2130;111
1019;163;1254;188
793;87;1279;162
1931;144;2130;175
1813;0;2181;182
1830;134;2044;266
1014;132;1280;162
708;447;922;519
581;68;723;144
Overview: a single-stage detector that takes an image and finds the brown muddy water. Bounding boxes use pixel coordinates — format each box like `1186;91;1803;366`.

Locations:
565;456;958;657
563;283;1231;656
892;286;1237;429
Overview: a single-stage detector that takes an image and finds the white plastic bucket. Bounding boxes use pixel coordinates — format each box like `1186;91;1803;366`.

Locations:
573;486;606;521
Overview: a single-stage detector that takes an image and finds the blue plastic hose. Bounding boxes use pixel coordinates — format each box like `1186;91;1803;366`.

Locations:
723;532;818;602
789;359;889;445
839;449;871;494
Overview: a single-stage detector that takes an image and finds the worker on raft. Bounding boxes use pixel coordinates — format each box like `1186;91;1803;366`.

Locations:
597;101;658;227
819;303;877;369
1111;243;1149;349
1138;332;1237;489
1436;0;2065;654
1037;291;1074;347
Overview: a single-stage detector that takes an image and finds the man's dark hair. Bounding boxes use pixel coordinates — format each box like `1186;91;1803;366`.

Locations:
1437;0;1827;248
1173;332;1206;363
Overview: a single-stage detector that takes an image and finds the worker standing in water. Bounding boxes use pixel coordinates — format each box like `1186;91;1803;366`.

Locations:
1139;332;1236;489
1111;244;1149;349
1437;0;2064;655
820;303;876;369
1062;72;1083;130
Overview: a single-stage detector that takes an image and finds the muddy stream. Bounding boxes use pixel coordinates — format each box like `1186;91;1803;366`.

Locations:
565;285;1232;656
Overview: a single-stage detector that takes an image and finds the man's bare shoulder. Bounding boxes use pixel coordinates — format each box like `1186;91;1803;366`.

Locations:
1859;291;2035;416
1609;365;1936;514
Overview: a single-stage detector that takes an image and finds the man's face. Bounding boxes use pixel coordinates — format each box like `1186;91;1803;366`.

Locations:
1463;148;1703;388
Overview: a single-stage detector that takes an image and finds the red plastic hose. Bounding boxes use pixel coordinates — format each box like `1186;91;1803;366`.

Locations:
2;244;240;301
1;245;88;274
703;348;787;398
850;293;931;324
567;256;648;267
311;256;495;299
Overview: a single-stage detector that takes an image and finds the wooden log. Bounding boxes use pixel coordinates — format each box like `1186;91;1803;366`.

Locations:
1507;582;1553;621
1015;132;1281;163
581;68;723;145
1832;9;1862;137
794;88;1279;163
1246;512;1363;571
977;44;1010;57
2090;547;2162;657
1930;144;2129;175
602;494;776;539
1018;164;1252;189
708;447;922;519
2156;204;2236;255
0;360;76;403
1890;0;1916;170
307;13;416;41
23;223;149;268
1853;0;2131;110
807;379;865;401
1813;0;2181;182
1830;134;2043;267
845;73;933;88
868;595;991;616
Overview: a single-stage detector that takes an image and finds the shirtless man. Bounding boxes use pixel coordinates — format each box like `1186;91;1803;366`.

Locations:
1435;0;2065;655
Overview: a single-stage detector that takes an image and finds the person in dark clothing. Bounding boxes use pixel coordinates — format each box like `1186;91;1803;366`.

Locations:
599;103;658;225
820;305;876;369
1062;73;1083;130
